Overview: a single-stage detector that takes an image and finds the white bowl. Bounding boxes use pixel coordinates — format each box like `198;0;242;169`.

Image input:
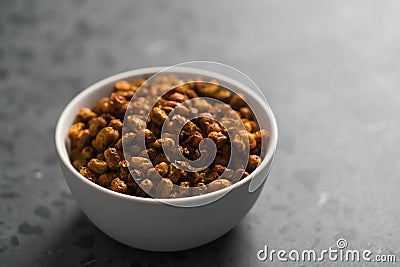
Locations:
55;67;278;251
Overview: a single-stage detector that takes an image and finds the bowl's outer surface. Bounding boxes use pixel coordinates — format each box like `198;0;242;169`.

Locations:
55;67;277;251
59;159;263;251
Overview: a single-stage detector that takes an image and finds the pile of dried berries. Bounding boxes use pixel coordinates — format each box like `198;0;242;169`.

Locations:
68;76;269;198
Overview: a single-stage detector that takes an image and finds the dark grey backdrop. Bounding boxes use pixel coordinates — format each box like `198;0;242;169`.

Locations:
0;0;399;266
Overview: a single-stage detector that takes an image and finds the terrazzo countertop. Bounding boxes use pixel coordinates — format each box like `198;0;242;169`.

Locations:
0;0;399;266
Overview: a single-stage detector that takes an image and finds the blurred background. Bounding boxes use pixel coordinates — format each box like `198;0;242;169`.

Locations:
1;0;399;266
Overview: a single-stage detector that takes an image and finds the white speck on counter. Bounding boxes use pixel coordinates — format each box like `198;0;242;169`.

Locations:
318;192;329;206
35;171;43;179
145;40;166;56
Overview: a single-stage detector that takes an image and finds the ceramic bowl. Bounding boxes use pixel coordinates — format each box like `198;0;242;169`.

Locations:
55;67;278;251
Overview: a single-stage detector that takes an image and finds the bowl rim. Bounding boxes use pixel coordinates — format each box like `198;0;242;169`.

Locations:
55;66;278;206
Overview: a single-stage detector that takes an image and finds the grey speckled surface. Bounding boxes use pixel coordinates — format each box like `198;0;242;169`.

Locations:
1;0;400;266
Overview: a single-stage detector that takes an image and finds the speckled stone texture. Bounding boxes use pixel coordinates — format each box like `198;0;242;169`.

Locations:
1;0;399;266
